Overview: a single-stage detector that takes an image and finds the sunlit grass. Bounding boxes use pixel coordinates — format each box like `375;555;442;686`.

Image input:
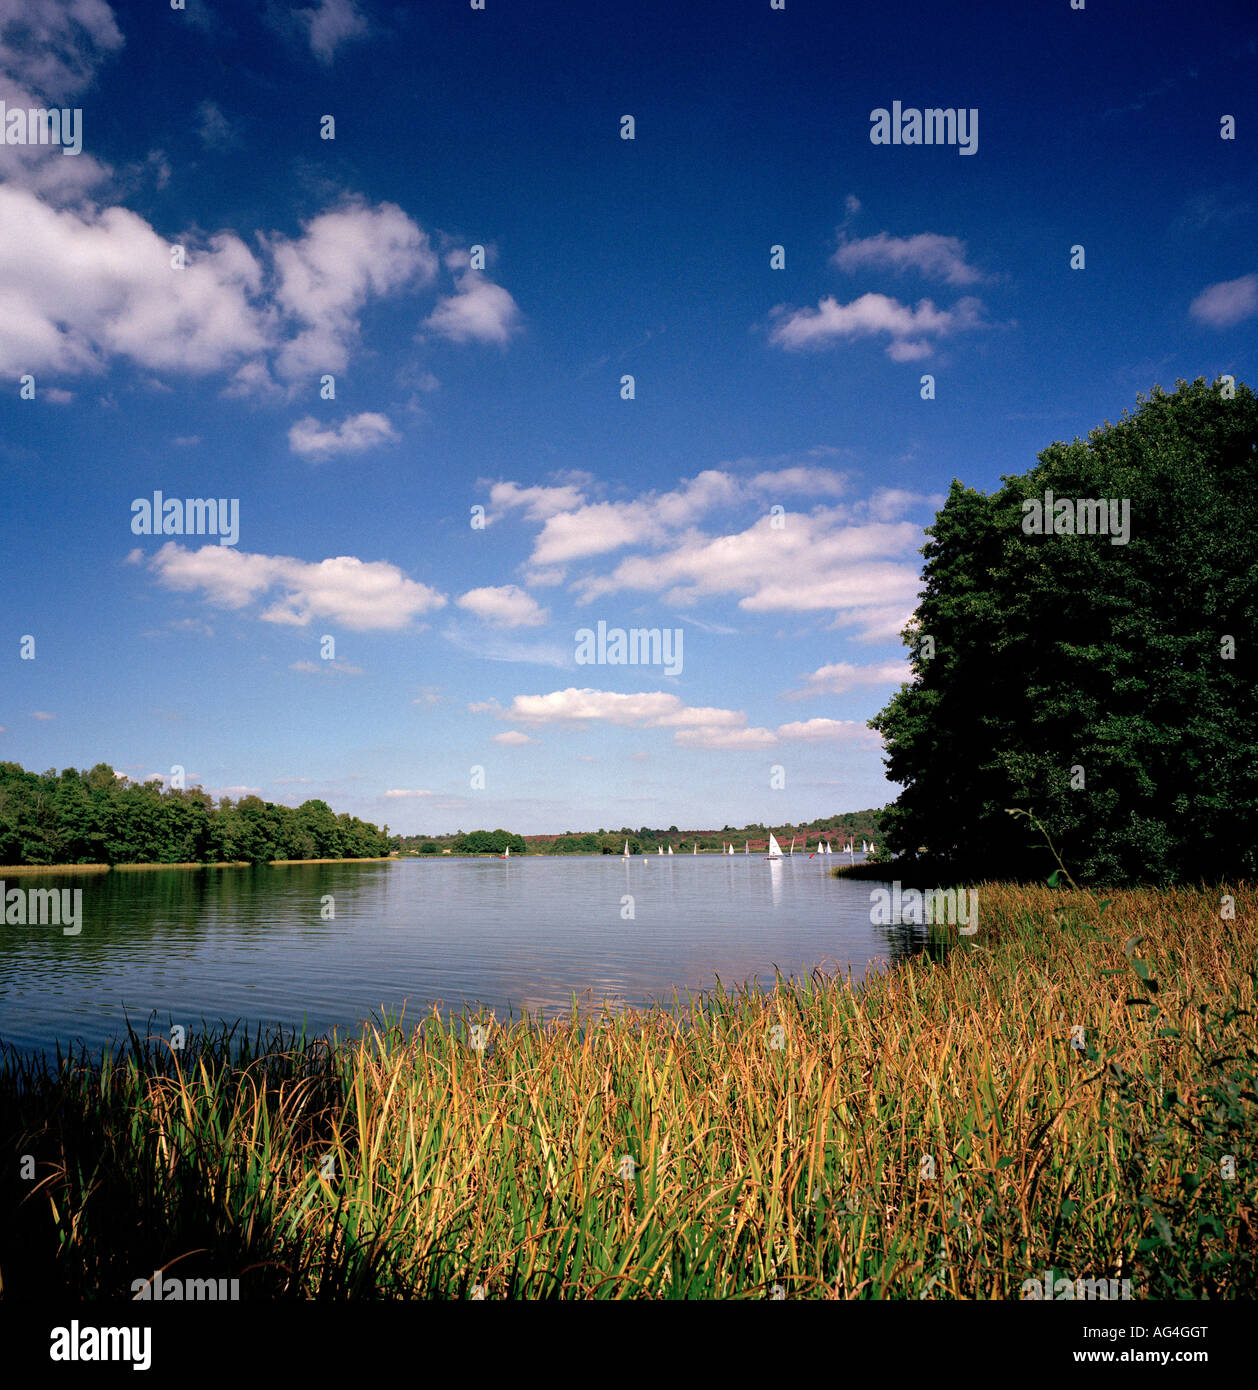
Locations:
1;883;1253;1299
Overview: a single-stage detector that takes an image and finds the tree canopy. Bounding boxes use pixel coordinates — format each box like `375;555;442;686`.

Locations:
871;378;1258;884
0;762;397;866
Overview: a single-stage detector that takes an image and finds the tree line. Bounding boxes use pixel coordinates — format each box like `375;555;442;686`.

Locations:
871;378;1258;884
0;762;397;866
400;811;887;857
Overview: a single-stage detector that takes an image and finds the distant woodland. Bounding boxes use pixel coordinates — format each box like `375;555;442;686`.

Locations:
0;762;397;866
398;810;886;857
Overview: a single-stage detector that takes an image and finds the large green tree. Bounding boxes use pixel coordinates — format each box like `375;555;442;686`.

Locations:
871;378;1258;884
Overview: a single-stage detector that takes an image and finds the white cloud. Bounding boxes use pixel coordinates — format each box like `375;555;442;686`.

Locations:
471;687;765;748
783;658;911;699
300;0;367;63
529;471;739;566
572;508;925;641
832;231;986;286
749;466;849;497
147;543;447;631
487;478;591;522
288;411;399;458
0;185;270;375
385;788;434;798
30;710;56;720
455;584;547;627
493;730;538;746
270;200;437;379
1189;273;1258;329
0;0;122;199
423;269;521;345
769;291;985;359
482;472;932;643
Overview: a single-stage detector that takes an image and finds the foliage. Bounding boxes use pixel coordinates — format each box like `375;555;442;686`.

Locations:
0;762;396;866
3;884;1252;1299
871;378;1258;884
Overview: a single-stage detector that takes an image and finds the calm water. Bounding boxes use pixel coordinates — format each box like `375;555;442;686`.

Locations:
0;855;916;1056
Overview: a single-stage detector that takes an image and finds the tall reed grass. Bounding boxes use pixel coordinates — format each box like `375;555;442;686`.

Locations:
1;883;1252;1299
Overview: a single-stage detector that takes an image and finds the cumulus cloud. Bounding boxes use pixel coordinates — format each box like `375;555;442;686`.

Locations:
492;730;538;746
147;543;447;631
783;658;911;699
479;471;933;642
0;0;122;198
0;185;270;374
288;411;399;458
528;471;740;567
455;584;547;627
470;687;773;748
769;291;986;359
423;268;521;345
487;478;592;523
270;199;438;379
832;231;986;286
1189;273;1258;329
0;181;520;392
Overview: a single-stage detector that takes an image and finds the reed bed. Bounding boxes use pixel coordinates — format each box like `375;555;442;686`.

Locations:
1;883;1253;1299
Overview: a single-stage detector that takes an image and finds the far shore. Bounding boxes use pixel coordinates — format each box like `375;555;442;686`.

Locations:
0;856;398;873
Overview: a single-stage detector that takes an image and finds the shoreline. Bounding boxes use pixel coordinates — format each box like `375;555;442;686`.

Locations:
0;856;398;873
3;880;1249;1299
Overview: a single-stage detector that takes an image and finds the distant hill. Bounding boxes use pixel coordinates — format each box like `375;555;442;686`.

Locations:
398;809;890;856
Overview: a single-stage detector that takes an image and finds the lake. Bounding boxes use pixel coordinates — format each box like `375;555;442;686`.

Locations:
0;854;917;1057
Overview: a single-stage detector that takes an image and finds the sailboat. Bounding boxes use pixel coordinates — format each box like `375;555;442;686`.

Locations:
657;846;663;855
692;843;697;855
727;843;734;855
789;837;795;856
667;844;673;855
862;840;867;853
501;844;510;859
622;839;630;859
744;841;749;855
765;832;784;860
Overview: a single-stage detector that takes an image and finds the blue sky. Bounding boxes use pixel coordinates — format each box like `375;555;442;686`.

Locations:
1;0;1254;835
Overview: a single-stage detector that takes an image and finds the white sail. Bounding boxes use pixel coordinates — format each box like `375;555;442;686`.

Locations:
667;845;673;855
503;845;510;858
623;839;630;857
693;844;697;855
766;832;783;859
728;843;734;855
744;841;749;854
658;846;663;855
789;837;795;855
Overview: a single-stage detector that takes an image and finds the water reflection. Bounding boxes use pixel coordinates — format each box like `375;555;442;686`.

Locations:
0;856;917;1057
